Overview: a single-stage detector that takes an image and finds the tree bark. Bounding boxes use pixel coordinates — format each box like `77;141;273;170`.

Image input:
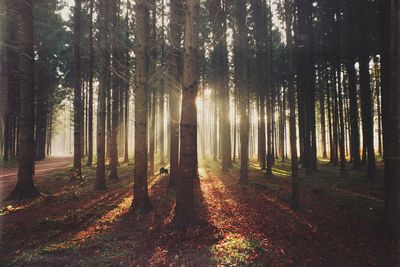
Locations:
381;0;400;241
284;0;299;211
168;0;183;188
358;0;376;179
71;0;82;180
174;0;200;227
132;0;152;212
6;0;39;200
109;0;121;180
95;0;111;190
87;0;94;167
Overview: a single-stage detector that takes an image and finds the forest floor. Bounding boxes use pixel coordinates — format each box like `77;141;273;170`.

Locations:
0;157;396;266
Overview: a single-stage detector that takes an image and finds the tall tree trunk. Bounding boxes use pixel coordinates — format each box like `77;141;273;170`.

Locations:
124;4;130;164
109;0;121;180
87;0;94;167
284;0;299;211
72;0;82;180
251;0;266;170
6;0;39;200
159;0;166;165
346;57;361;169
148;0;157;177
319;69;327;159
234;0;249;184
168;0;183;188
296;0;314;174
95;0;111;190
374;56;383;156
358;0;376;179
266;0;273;175
174;0;200;227
132;0;152;212
381;0;400;242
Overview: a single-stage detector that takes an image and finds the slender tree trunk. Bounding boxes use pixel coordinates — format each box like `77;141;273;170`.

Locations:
233;0;249;184
71;0;82;180
132;0;152;212
109;0;121;180
319;69;327;158
87;0;94;167
374;56;383;156
6;0;39;200
95;0;111;190
168;0;183;188
346;55;361;168
266;0;273;175
124;4;130;164
358;1;376;179
284;0;299;211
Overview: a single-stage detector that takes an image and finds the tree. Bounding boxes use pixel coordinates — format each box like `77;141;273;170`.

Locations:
6;0;39;200
283;0;299;211
95;0;111;190
71;0;82;181
174;0;201;227
210;0;231;171
109;0;121;180
381;0;400;241
132;0;152;212
234;0;250;184
357;0;376;179
86;0;94;167
168;0;184;188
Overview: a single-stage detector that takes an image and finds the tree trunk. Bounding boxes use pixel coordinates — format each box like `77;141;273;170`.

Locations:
87;0;94;167
319;69;327;159
71;0;82;181
358;0;376;179
95;0;111;190
6;0;39;200
109;0;121;180
168;0;183;188
132;0;152;212
381;0;400;242
284;0;299;211
174;0;200;227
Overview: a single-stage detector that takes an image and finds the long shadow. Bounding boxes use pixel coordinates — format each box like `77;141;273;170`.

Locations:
208;163;392;266
0;169;165;265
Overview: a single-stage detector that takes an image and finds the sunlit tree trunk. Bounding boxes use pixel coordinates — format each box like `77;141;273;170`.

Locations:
234;0;249;184
373;56;382;156
251;0;266;170
319;69;327;159
284;0;299;211
71;0;82;180
123;3;131;164
87;0;94;167
174;0;200;227
132;0;152;212
358;0;376;179
266;0;273;175
109;0;121;180
168;0;183;188
6;0;39;200
95;0;111;190
148;0;156;177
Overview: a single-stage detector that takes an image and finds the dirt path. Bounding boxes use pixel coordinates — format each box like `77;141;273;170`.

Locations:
0;156;72;200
